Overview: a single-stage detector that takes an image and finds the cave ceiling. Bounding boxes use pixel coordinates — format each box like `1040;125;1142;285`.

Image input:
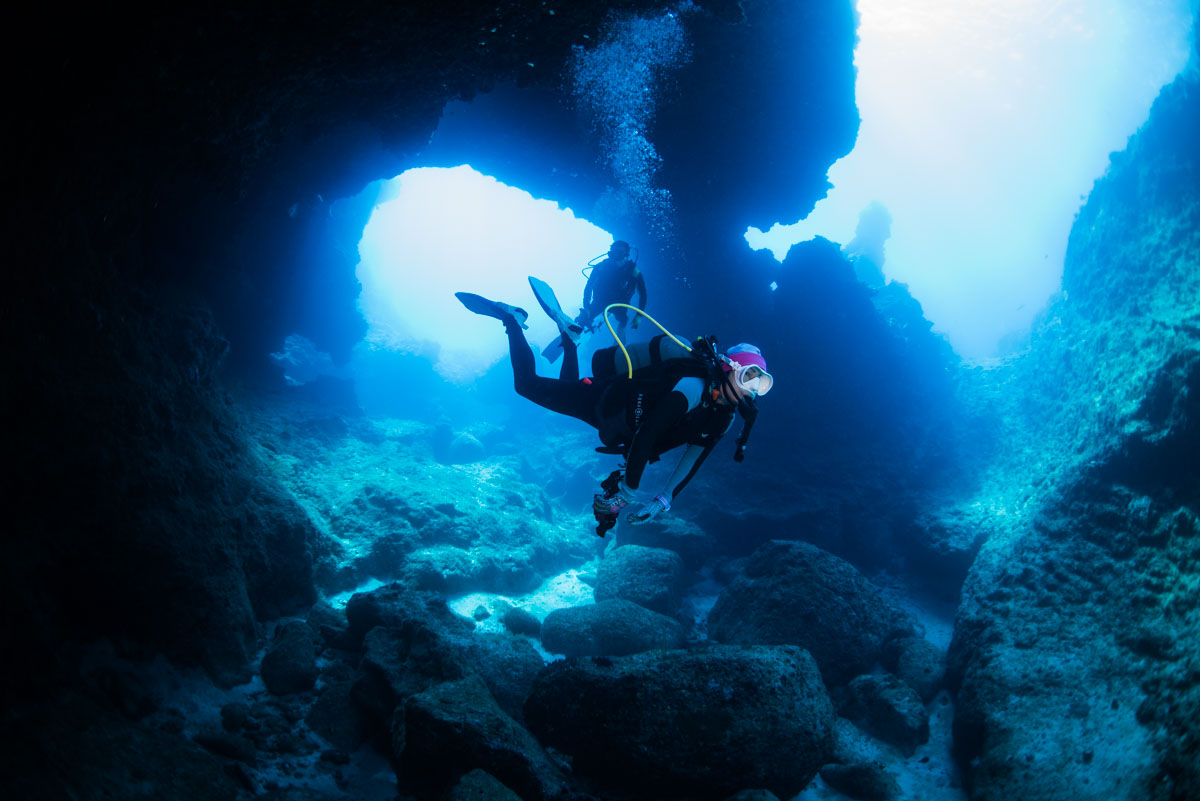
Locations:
19;0;858;370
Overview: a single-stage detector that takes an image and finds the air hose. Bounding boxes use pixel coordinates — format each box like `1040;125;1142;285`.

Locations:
599;303;693;378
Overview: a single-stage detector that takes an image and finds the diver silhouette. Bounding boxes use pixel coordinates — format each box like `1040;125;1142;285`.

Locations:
455;283;773;535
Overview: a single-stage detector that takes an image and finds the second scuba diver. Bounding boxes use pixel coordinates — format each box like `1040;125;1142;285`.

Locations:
455;278;773;535
578;240;647;338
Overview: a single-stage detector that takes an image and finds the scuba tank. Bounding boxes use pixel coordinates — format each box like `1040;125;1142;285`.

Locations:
591;333;693;381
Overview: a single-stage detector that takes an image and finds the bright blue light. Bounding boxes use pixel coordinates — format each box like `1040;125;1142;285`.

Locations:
747;0;1195;361
355;165;612;383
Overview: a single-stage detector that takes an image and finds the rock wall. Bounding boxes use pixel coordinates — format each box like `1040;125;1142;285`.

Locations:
947;55;1199;801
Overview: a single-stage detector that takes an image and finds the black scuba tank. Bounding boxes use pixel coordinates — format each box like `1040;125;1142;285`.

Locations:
591;334;694;381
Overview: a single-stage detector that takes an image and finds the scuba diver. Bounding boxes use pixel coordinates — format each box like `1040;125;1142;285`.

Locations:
578;240;646;337
455;279;773;535
540;240;647;363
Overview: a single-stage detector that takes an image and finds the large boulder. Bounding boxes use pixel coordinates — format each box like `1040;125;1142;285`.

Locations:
881;634;945;703
305;677;371;753
839;673;930;757
819;762;900;801
707;540;917;684
353;622;543;734
540;599;684;657
400;544;542;596
448;769;524;801
396;675;568;801
343;583;474;649
617;515;716;571
260;620;317;696
594;544;687;615
524;645;835;800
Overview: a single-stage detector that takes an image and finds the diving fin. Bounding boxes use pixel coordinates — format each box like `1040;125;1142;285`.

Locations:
528;277;583;346
542;337;565;362
455;292;529;330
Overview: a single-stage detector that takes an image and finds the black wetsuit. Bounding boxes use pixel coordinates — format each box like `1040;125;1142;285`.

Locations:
504;318;734;497
580;257;647;329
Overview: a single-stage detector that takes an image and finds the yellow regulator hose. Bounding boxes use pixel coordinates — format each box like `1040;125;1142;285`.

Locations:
600;303;694;378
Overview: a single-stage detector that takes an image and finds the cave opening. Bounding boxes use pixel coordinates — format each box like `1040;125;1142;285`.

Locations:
268;160;621;423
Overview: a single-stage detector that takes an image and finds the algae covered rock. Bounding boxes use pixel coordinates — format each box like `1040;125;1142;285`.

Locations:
708;540;916;685
540;599;684;657
593;543;687;615
524;644;835;800
396;675;567;801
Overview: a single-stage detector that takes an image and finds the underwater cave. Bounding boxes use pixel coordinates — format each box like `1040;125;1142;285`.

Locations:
6;2;1200;800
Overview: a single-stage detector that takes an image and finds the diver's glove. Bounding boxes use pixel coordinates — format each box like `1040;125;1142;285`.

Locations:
593;484;634;516
626;493;671;525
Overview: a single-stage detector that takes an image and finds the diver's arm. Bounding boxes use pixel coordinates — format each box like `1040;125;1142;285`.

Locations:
623;390;689;491
663;442;715;500
624;441;715;525
581;266;599;317
634;269;647;311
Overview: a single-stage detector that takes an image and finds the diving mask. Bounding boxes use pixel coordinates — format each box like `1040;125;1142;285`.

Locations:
732;362;773;397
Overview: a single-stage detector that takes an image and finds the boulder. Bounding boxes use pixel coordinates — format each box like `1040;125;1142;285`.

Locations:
500;606;542;638
906;506;988;598
306;599;351;650
396;675;568;801
617;514;716;570
353;620;544;734
448;432;486;463
401;544;541;595
524;644;835;800
819;762;900;801
540;599;684;657
707;540;916;684
840;674;929;756
260;620;317;696
343;583;474;650
305;679;371;752
457;633;545;724
881;634;945;702
594;544;687;615
448;769;524;801
722;792;781;801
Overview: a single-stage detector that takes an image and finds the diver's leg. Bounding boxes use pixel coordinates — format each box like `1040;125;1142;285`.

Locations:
612;307;628;339
559;335;579;382
505;318;597;424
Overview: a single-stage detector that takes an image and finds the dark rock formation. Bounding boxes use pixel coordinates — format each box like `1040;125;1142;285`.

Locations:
524;645;835;800
448;769;525;801
396;675;568;801
593;543;687;615
499;605;543;638
306;678;371;754
401;544;542;595
707;540;918;685
260;620;319;696
3;695;245;801
722;792;782;801
540;598;685;657
675;236;977;584
819;762;900;801
616;514;717;570
343;583;475;650
352;611;543;735
881;634;946;703
839;673;930;757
